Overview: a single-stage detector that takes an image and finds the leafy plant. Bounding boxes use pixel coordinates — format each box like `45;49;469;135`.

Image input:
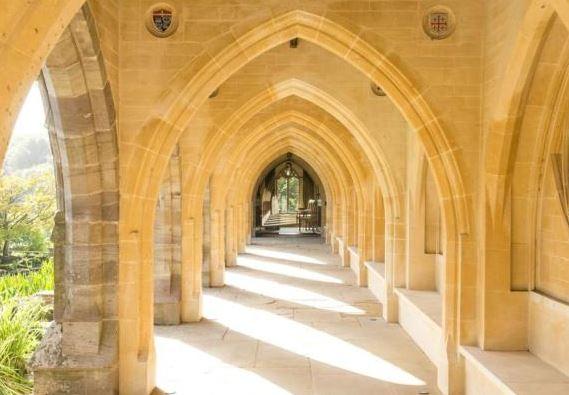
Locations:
0;169;56;263
0;300;49;394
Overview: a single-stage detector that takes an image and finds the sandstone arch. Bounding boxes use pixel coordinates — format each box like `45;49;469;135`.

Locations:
28;5;120;393
120;12;469;393
182;112;368;310
188;79;400;218
0;0;84;164
485;0;557;214
480;0;569;351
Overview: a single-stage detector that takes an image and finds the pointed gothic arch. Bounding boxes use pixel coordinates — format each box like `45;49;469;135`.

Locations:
118;10;469;394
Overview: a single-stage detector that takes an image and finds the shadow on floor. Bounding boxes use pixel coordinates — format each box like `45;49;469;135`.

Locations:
154;236;439;395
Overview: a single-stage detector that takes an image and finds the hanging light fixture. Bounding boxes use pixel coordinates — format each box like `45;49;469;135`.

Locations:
285;153;293;177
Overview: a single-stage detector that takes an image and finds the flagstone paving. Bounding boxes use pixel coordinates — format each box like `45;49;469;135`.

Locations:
155;236;439;395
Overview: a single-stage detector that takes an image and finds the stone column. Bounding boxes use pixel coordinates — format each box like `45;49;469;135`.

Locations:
373;189;385;263
225;206;237;267
181;216;202;322
31;6;119;393
153;148;182;325
209;209;225;287
202;183;212;287
355;189;373;287
236;204;247;253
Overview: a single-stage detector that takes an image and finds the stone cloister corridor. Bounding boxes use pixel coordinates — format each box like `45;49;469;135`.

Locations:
154;236;438;395
3;1;569;394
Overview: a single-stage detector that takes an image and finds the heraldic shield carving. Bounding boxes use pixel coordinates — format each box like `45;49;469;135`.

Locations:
153;9;173;33
146;3;178;37
423;6;456;40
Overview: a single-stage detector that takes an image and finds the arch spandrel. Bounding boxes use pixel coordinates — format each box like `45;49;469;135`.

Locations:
124;10;468;236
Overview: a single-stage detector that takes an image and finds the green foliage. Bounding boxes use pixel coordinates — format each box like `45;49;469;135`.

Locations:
0;259;53;393
277;176;299;212
0;300;49;394
0;252;50;276
288;176;299;210
0;169;56;262
0;260;53;304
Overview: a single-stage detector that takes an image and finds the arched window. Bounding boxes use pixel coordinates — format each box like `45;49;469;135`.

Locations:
276;160;300;213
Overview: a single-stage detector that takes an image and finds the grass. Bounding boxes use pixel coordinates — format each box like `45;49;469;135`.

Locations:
0;300;48;394
0;260;53;303
0;259;53;394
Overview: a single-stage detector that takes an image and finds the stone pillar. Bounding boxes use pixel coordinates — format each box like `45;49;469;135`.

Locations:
407;162;439;291
331;202;342;254
355;190;373;287
373;189;385;263
209;209;225;287
153;148;182;325
383;215;401;323
225;206;236;266
31;6;119;393
245;203;252;245
232;205;240;257
298;171;305;209
181;216;202;322
202;183;212;287
236;204;247;253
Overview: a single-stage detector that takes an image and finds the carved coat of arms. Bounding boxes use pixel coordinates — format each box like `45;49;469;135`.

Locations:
429;12;449;37
146;4;178;37
423;7;455;40
152;9;173;33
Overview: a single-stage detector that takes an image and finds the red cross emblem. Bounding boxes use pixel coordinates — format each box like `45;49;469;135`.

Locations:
430;12;448;34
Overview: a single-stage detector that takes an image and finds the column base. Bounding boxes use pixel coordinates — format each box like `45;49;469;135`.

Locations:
181;293;202;323
31;322;118;395
154;299;181;325
383;291;399;323
226;252;237;267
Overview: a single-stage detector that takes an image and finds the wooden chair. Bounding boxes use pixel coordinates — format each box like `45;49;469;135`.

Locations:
297;199;318;232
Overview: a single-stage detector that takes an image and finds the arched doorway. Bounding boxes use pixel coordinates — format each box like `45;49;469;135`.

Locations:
276;157;300;214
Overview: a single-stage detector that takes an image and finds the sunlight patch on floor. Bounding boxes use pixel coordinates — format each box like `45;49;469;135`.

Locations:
237;255;343;284
245;246;325;265
155;336;294;394
203;295;426;387
225;271;362;314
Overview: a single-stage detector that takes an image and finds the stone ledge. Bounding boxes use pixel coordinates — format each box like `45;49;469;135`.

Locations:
336;236;347;267
348;245;359;272
365;261;385;277
529;291;569;376
460;346;569;395
348;246;366;286
395;288;442;327
395;288;442;367
365;261;386;304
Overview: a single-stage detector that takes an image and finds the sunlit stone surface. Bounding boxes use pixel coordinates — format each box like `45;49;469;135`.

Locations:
155;236;438;394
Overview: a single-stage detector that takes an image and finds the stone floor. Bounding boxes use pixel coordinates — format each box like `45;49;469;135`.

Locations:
154;236;439;394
